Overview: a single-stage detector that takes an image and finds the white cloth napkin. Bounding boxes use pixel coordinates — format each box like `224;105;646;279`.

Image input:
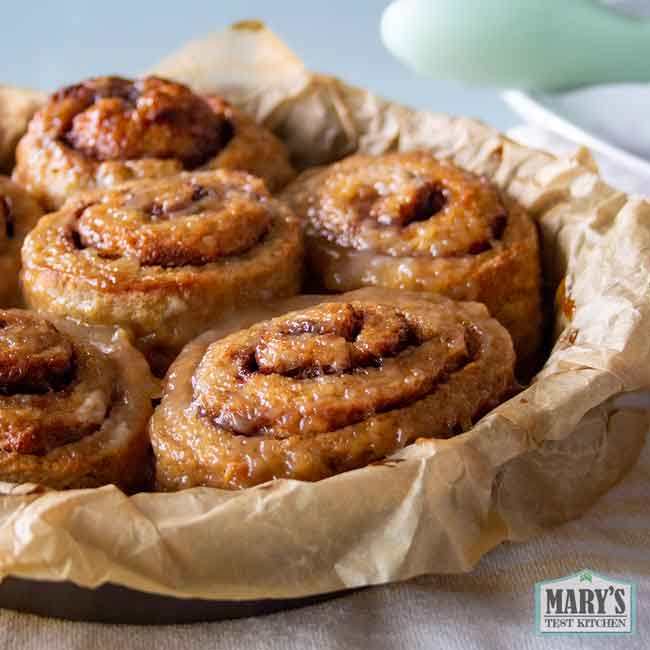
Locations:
1;127;648;649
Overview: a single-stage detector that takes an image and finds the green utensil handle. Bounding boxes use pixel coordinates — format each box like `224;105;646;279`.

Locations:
381;0;650;90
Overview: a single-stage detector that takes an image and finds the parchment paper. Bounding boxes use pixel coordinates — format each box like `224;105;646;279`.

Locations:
0;23;647;601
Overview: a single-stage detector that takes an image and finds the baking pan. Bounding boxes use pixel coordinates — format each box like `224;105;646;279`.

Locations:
0;577;352;624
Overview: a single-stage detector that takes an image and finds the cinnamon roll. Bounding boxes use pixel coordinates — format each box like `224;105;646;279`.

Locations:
283;151;542;369
150;290;516;490
12;76;295;210
21;170;303;374
0;309;155;490
0;176;43;307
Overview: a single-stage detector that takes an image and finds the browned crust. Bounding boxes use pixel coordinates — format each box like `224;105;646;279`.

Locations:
283;151;542;371
0;176;44;307
21;170;304;375
12;76;295;210
150;291;515;490
0;311;155;491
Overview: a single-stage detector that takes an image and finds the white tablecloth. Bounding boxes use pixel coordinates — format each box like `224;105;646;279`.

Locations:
1;127;648;649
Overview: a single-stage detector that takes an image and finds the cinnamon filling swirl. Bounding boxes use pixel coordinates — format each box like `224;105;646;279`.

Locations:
303;158;507;258
21;170;303;375
195;302;474;438
71;178;272;268
150;290;516;490
13;75;295;209
56;76;232;168
0;310;156;492
0;311;74;396
0;309;155;489
0;311;113;456
283;151;542;372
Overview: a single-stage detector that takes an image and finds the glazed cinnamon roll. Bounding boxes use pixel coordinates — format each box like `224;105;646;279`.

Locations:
0;309;155;490
12;75;295;209
21;170;303;374
150;290;516;490
283;151;542;369
0;177;43;307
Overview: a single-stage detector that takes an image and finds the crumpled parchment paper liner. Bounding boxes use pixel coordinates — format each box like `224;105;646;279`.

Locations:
0;23;647;601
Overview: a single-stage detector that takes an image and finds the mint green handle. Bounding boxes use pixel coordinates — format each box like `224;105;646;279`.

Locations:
381;0;650;90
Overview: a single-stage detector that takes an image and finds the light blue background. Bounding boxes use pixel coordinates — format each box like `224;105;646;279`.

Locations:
0;0;516;130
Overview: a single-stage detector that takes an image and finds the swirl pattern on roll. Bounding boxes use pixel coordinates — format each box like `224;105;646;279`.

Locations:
282;151;542;370
12;76;295;209
0;176;43;307
150;290;515;490
0;309;155;490
21;170;303;374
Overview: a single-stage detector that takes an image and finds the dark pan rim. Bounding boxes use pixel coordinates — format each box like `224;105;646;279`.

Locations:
0;576;356;624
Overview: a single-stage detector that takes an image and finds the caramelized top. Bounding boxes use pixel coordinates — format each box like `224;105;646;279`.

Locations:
193;300;476;438
284;151;508;258
151;290;517;489
0;311;73;395
0;310;114;455
70;170;276;268
49;76;232;167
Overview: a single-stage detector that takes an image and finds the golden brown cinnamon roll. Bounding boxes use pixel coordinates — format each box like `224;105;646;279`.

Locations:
150;290;515;490
283;151;542;369
21;170;303;374
0;176;43;307
12;76;295;209
0;309;155;490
